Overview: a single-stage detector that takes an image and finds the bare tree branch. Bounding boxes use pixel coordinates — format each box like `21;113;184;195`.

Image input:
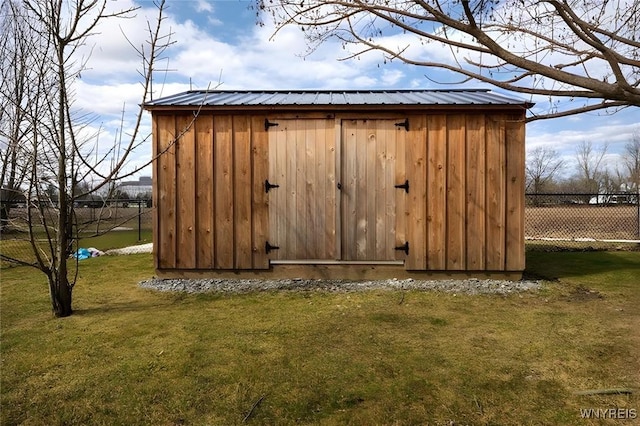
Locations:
0;0;174;317
259;0;640;120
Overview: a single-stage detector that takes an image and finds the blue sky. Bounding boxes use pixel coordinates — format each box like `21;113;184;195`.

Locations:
76;0;639;180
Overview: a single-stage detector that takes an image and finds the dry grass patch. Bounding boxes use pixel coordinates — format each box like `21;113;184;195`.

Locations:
1;252;639;425
525;205;638;240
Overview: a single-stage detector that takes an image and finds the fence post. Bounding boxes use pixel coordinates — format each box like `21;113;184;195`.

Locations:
138;200;142;242
637;190;640;239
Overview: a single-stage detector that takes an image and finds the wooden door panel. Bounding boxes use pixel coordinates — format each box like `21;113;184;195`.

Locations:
341;119;403;261
268;119;336;260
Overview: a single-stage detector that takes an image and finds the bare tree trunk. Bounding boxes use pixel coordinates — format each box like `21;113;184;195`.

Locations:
49;272;73;317
0;203;8;230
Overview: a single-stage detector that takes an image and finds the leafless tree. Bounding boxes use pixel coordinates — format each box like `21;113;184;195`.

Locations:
574;140;608;198
0;0;173;317
0;0;39;230
258;0;640;121
525;147;564;196
622;129;640;192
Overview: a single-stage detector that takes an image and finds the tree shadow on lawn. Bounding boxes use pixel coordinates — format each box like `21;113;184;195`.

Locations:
525;250;640;281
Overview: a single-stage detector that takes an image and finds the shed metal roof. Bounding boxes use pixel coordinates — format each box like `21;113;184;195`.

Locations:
144;89;533;109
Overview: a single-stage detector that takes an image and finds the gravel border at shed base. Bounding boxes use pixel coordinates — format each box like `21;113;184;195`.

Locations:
138;277;541;295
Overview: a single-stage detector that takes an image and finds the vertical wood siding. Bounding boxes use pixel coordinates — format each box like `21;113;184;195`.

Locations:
195;115;214;269
505;117;526;271
153;110;526;272
251;116;270;269
267;118;337;260
426;115;447;270
446;115;466;270
156;115;176;269
465;114;486;270
402;112;525;272
485;116;506;269
176;115;196;269
340;119;403;261
154;113;269;270
405;116;427;270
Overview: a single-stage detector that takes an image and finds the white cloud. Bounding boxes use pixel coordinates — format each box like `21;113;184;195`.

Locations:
62;0;639;181
526;109;639;177
195;0;213;13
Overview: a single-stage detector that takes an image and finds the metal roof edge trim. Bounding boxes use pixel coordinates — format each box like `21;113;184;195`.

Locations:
143;89;534;109
144;104;531;114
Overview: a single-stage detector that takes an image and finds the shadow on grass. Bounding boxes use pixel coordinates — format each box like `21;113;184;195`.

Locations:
525;250;640;280
72;300;173;316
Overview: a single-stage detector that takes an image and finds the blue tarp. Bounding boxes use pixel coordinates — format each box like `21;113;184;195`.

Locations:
72;247;104;260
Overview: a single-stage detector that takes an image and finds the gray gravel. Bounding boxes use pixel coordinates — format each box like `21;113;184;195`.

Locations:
138;277;541;295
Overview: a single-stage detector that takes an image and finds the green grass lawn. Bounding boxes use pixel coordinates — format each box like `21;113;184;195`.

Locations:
1;251;638;425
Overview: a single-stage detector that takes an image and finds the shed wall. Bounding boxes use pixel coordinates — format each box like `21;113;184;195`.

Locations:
152;111;525;273
153;114;269;270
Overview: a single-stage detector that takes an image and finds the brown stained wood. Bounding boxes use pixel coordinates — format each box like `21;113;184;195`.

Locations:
327;118;344;260
377;120;400;261
175;115;196;269
465;114;486;270
316;119;336;259
152;108;525;274
485;116;506;270
374;121;387;259
314;118;336;260
251;116;270;269
268;120;287;261
285;120;299;259
314;120;327;258
355;121;368;260
342;119;400;261
366;120;379;259
427;115;446;270
214;115;234;269
406;115;427;270
157;265;523;281
157;115;176;269
233;116;253;269
296;120;310;258
446;115;467;270
268;119;336;260
151;116;159;269
341;120;358;260
327;119;338;259
302;119;317;258
505;116;526;271
394;123;406;262
385;124;396;260
195;115;214;269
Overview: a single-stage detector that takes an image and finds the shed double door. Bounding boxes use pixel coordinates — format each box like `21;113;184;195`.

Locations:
268;118;405;262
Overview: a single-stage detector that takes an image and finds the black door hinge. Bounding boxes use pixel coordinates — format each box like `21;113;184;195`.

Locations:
395;118;409;131
395;179;409;193
265;179;280;193
265;119;279;131
395;241;409;255
265;241;280;254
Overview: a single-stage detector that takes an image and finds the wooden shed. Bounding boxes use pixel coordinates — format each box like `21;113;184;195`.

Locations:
144;90;531;279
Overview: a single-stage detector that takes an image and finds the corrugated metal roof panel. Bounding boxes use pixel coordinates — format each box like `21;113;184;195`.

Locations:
145;89;532;108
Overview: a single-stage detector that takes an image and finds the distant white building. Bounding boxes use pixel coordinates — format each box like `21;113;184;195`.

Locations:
116;176;152;198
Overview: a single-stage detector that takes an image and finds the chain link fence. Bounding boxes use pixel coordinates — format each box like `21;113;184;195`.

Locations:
1;199;153;268
525;193;640;250
3;193;639;268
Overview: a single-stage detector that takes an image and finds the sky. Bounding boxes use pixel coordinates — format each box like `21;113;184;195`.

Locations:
75;0;639;182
